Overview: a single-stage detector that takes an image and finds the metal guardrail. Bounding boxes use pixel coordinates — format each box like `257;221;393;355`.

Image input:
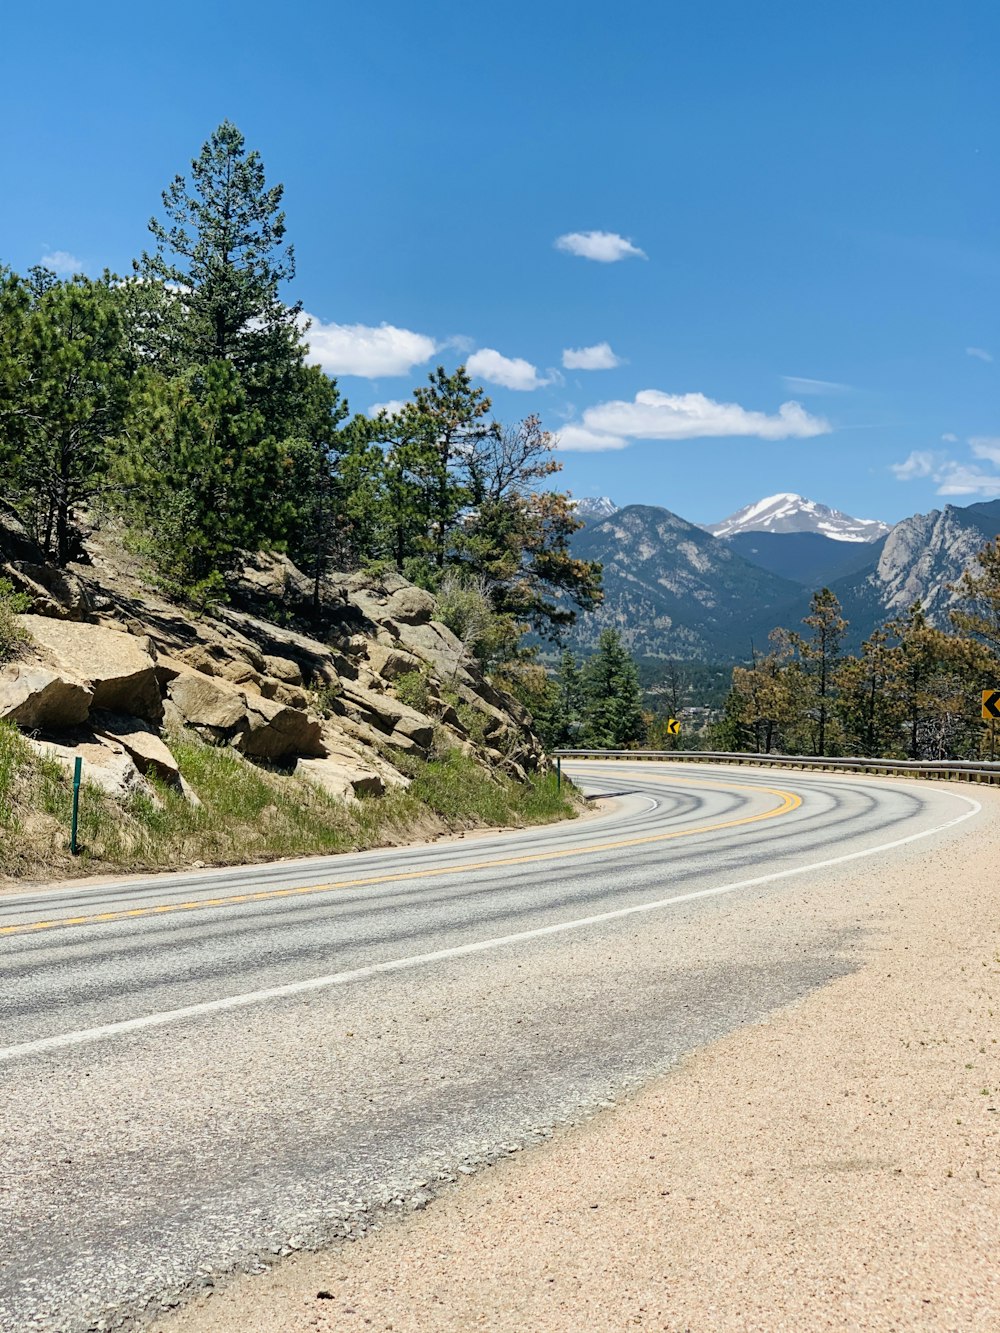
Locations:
553;749;1000;785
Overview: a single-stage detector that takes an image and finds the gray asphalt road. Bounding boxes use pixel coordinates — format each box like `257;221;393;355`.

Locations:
0;761;982;1332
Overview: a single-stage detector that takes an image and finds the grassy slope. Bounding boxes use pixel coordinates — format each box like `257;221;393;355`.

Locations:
0;723;578;883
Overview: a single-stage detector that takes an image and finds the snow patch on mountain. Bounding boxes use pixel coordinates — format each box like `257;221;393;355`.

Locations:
572;496;618;520
706;493;890;543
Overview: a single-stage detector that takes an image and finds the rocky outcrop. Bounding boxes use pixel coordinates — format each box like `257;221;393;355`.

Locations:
18;615;162;721
91;712;181;784
0;666;93;729
0;532;544;808
24;732;156;804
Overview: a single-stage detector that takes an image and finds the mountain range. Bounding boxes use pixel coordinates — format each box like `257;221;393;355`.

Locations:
565;493;1000;661
705;492;890;543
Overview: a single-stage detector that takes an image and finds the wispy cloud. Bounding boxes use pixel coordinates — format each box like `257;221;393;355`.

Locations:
555;231;646;263
781;375;851;395
966;346;993;363
941;432;959;443
892;437;1000;495
555;424;629;452
578;390;829;444
367;400;407;418
302;314;436;377
562;341;623;371
466;347;549;391
40;250;84;275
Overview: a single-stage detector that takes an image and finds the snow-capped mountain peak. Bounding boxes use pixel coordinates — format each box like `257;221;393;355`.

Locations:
572;496;618;520
705;493;890;543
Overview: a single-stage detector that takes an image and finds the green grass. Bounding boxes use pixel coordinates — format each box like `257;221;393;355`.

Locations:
0;722;578;881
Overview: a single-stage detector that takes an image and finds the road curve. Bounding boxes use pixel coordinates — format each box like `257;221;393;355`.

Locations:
0;761;982;1331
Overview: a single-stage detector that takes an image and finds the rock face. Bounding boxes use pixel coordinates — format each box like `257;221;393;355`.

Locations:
0;666;93;729
91;712;181;784
18;616;162;721
827;502;1000;643
24;733;155;804
0;533;544;808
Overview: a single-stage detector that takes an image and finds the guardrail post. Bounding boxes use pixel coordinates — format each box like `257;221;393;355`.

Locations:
70;756;82;855
556;755;562;792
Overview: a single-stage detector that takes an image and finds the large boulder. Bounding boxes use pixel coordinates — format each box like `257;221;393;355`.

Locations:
18;616;162;722
91;712;181;785
166;664;324;759
4;563;95;621
166;668;247;732
294;756;385;801
24;732;155;804
237;693;324;759
337;679;435;751
0;665;92;729
385;585;436;625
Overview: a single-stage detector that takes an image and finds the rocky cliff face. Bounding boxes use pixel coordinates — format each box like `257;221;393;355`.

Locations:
829;502;1000;635
0;514;542;811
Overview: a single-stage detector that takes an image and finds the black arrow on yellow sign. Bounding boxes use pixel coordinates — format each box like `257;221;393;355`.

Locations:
666;718;680;736
983;690;1000;721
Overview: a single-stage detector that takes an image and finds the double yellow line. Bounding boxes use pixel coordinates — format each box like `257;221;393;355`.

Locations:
0;771;801;939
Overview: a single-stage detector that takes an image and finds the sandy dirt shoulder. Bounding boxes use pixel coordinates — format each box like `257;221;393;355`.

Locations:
161;786;1000;1332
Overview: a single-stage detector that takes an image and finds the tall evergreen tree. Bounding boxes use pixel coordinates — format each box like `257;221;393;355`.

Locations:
795;587;847;756
0;271;127;564
116;362;290;604
582;629;646;748
139;120;304;421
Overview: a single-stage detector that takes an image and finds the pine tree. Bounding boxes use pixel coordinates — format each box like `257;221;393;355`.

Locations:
0;272;127;564
117;362;290;604
950;536;1000;659
795;588;847;756
582;630;646;748
140;121;304;422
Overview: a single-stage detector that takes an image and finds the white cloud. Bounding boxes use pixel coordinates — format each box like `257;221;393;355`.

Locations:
970;436;1000;465
554;424;629;452
936;464;1000;495
562;341;623;371
368;399;407;418
781;375;851;395
891;450;940;481
941;432;959;443
579;389;830;441
966;346;993;362
40;250;84;275
466;347;549;391
554;231;646;263
301;313;437;377
892;440;1000;495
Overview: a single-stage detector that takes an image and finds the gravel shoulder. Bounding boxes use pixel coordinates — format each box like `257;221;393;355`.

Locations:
158;783;1000;1333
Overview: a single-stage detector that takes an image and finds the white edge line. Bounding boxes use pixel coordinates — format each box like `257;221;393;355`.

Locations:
0;792;982;1065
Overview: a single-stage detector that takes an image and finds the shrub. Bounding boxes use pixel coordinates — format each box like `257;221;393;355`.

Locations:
0;578;30;662
395;667;431;714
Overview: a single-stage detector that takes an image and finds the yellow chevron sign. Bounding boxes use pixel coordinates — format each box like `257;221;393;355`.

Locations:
983;689;1000;721
666;718;680;736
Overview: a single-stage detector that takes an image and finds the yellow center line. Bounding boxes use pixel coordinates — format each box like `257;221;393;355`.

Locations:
0;769;802;939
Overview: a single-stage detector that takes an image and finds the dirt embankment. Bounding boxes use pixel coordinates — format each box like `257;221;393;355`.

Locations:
161;791;1000;1332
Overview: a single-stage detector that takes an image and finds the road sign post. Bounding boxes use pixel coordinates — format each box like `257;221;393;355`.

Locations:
982;691;1000;762
70;756;82;855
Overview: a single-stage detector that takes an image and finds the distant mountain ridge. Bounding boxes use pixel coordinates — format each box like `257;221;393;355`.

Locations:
706;493;890;543
564;495;1000;662
565;504;802;660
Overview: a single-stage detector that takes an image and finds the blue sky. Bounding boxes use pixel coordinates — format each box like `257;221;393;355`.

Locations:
3;0;998;526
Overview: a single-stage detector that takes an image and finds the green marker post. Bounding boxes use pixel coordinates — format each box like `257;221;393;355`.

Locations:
70;756;82;855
